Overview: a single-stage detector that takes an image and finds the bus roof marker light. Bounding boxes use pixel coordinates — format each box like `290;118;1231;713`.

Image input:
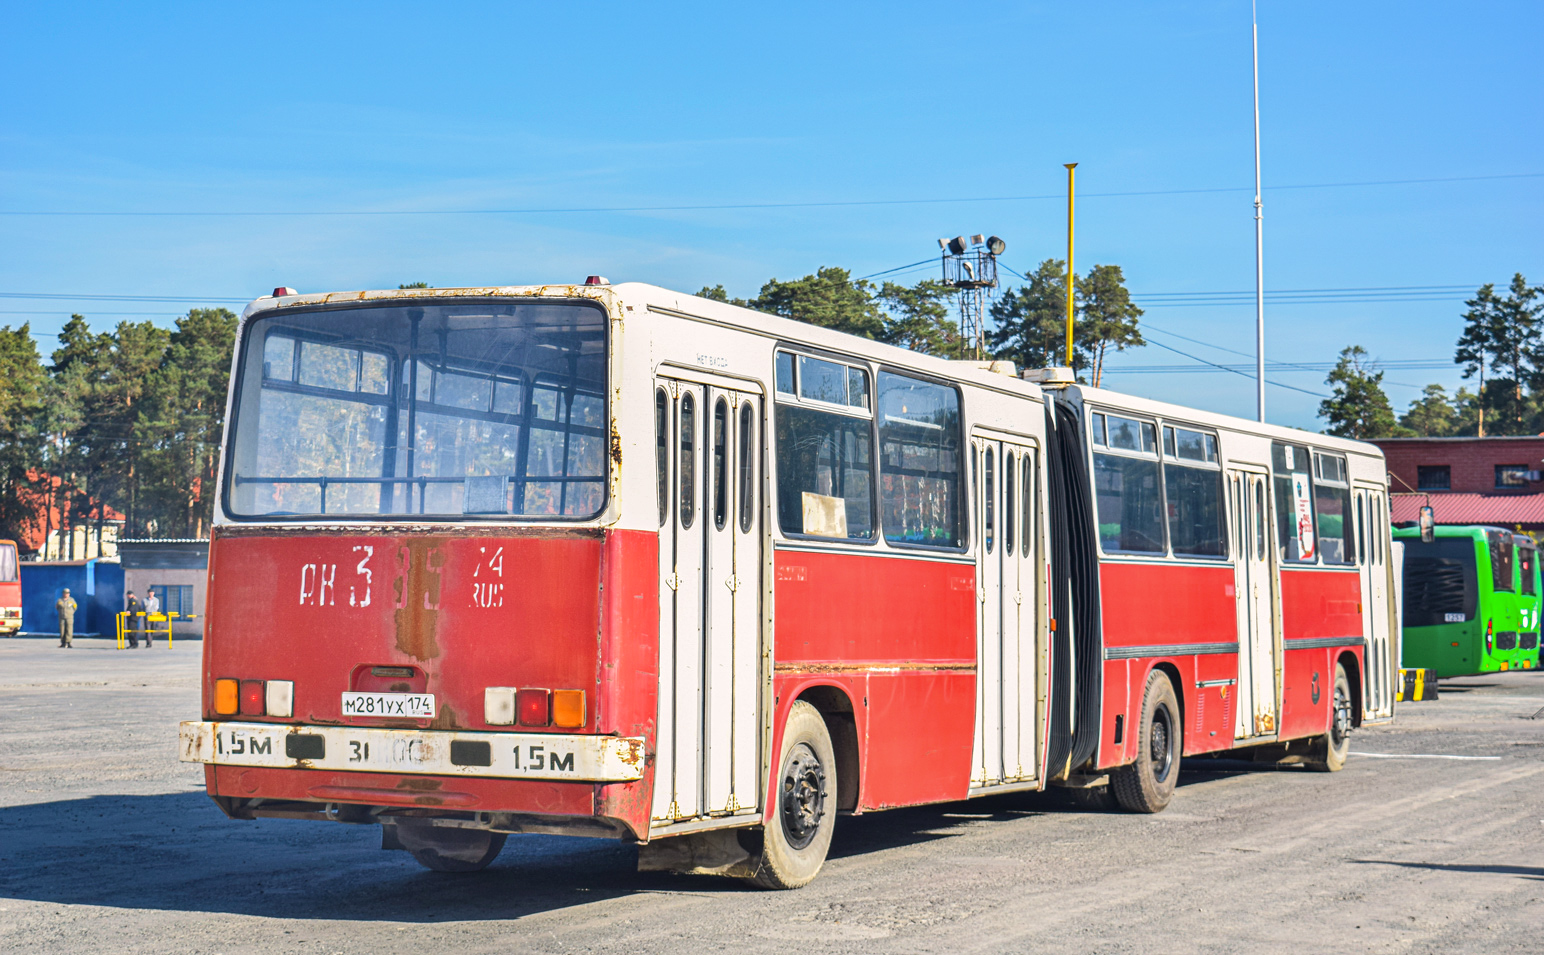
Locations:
584;276;609;286
272;287;297;297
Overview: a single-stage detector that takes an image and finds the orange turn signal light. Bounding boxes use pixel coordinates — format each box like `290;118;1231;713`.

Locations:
214;678;239;716
552;689;586;728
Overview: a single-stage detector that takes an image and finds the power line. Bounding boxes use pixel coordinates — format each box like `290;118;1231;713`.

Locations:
1;172;1537;217
1132;338;1332;398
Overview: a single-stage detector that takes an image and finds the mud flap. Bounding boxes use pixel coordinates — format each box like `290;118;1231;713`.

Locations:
637;828;759;878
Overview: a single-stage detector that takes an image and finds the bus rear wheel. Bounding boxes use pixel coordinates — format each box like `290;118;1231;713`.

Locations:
1111;670;1182;813
391;820;507;872
1307;662;1353;772
747;700;836;890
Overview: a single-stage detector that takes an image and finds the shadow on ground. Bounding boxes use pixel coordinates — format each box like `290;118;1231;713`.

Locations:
1353;860;1544;881
0;760;1315;921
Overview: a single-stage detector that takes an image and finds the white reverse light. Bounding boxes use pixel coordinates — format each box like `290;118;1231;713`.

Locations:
484;687;517;725
265;680;294;718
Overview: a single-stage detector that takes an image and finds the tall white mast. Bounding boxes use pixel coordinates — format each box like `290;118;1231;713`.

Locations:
1252;0;1266;422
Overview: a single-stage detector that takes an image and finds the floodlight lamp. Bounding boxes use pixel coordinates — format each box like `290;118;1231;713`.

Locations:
986;235;1006;255
947;236;968;255
938;238;949;250
970;234;985;247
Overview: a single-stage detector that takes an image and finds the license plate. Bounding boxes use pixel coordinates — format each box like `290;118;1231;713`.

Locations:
341;692;436;718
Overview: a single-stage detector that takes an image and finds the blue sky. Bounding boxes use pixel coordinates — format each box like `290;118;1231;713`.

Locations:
3;1;1540;430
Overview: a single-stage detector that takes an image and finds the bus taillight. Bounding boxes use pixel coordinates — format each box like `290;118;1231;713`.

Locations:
239;680;266;716
518;688;550;726
214;678;239;716
552;689;586;728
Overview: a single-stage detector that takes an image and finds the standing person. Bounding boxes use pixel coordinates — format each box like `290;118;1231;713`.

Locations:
125;589;143;649
143;588;161;648
57;588;77;648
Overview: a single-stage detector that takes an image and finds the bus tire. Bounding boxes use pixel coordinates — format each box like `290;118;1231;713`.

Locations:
393;821;507;872
1111;669;1182;813
748;700;836;890
1307;662;1353;772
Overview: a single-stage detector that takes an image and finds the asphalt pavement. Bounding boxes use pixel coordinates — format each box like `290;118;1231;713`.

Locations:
2;635;1541;954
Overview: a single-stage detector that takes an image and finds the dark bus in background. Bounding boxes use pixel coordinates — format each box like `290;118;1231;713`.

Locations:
1395;525;1540;676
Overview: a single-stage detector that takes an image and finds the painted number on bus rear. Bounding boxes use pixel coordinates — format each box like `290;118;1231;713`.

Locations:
472;545;504;609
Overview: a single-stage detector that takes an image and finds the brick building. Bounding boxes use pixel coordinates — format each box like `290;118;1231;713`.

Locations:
1372;436;1544;534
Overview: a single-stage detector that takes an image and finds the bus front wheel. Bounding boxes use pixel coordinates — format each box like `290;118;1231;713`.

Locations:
1111;669;1182;813
1307;662;1353;772
748;700;836;889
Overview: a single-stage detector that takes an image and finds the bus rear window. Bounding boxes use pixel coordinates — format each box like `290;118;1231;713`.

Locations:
1488;530;1515;593
227;300;607;520
0;543;15;583
1402;537;1478;626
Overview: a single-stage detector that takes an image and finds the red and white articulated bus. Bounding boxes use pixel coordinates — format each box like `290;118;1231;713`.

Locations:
180;282;1399;887
0;539;20;635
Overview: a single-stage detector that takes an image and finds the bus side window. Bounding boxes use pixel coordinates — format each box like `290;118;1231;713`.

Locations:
984;446;995;554
1004;451;1016;556
1271;442;1315;563
1022;454;1033;558
875;371;963;548
680;392;696;529
1355;494;1366;565
655;389;669;527
1254;479;1266;562
738;402;756;534
712;397;729;530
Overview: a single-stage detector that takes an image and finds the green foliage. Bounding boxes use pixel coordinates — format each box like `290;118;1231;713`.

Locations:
0;325;48;545
1452;273;1542;435
988;259;1145;383
698;271;966;357
876;280;965;357
988;259;1073;374
1399;384;1460;436
696;285;747;307
1076;264;1144;388
1320;346;1408;439
398;282;431;289
4;309;239;552
748;267;888;340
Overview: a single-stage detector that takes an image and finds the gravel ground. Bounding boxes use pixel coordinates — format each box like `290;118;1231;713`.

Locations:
2;635;1541;954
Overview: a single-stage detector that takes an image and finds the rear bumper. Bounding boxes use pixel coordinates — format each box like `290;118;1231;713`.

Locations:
179;721;645;782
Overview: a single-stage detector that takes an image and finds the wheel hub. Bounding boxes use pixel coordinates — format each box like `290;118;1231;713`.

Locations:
780;742;827;850
1149;706;1174;782
1332;683;1352;745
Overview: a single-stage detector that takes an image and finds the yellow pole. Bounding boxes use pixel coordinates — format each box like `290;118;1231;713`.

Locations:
1064;162;1078;367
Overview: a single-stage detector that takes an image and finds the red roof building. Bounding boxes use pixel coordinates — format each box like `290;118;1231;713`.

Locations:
1372;436;1544;533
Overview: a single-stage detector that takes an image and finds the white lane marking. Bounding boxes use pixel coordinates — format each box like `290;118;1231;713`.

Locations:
1350;751;1502;760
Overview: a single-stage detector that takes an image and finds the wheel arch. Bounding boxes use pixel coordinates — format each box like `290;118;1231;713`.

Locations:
1150;660;1186;732
1336;649;1364;728
795;684;861;811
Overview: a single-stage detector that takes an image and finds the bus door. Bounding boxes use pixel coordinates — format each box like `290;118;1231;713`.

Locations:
1228;467;1279;739
1355;484;1395;721
653;376;763;824
970;432;1039;787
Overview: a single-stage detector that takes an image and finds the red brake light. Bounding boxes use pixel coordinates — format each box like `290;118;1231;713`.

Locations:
239;680;266;716
518;688;550;726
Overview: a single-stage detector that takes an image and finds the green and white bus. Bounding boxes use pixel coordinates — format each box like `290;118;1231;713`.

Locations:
1395;524;1540;676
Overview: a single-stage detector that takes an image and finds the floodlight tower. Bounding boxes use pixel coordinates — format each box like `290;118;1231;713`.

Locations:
939;234;1005;359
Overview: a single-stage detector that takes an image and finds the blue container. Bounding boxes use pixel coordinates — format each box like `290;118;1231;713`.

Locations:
20;559;125;636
